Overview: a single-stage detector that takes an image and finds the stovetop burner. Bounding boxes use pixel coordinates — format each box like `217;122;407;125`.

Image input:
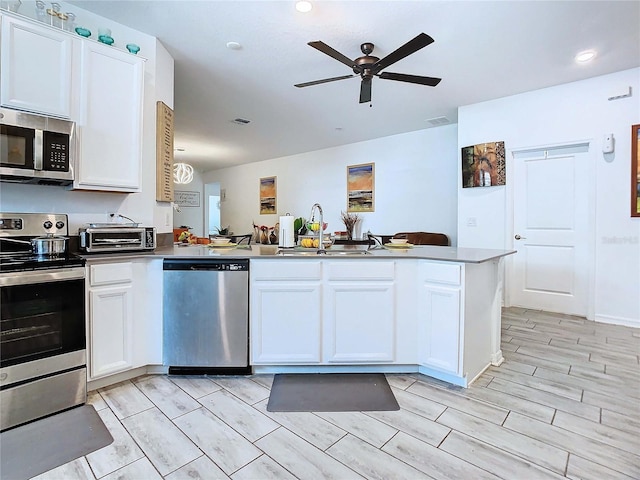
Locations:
0;212;86;273
0;252;85;273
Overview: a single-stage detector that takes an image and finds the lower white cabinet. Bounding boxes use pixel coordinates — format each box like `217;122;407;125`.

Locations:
324;261;396;363
250;259;397;365
86;258;162;380
418;261;462;375
251;282;322;363
89;283;133;377
250;260;322;364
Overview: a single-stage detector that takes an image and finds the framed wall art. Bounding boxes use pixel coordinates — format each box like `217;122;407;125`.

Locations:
632;124;640;217
259;176;277;214
461;141;506;188
347;162;374;212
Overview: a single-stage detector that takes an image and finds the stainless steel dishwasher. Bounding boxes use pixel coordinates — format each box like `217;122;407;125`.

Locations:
163;258;250;375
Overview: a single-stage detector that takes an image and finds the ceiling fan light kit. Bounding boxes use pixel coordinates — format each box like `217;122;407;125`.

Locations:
295;33;441;103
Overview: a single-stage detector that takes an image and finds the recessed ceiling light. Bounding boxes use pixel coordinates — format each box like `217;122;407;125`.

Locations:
226;41;242;50
295;1;312;13
575;50;596;63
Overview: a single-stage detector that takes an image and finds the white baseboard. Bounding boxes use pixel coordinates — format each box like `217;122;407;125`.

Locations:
594;314;640;328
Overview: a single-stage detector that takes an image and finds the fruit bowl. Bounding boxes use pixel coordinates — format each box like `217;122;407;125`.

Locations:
307;222;328;232
211;237;231;245
298;234;333;249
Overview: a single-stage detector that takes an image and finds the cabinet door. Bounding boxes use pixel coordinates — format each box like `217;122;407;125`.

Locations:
0;15;73;117
324;283;395;363
89;285;133;378
75;41;143;191
251;282;322;364
419;284;461;374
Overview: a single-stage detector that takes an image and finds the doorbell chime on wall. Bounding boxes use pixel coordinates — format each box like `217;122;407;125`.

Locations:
603;134;614;154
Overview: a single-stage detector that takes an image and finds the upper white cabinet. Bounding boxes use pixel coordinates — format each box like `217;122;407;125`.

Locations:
74;41;144;192
0;15;73;118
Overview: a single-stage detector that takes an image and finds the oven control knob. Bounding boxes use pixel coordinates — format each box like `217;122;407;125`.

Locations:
56;221;65;229
43;221;53;229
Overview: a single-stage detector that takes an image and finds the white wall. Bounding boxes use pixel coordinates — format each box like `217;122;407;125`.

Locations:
173;169;204;236
0;4;175;234
458;68;640;327
202;125;459;243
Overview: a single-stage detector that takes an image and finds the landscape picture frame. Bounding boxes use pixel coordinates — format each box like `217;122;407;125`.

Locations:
260;176;277;214
347;163;375;212
632;124;640;217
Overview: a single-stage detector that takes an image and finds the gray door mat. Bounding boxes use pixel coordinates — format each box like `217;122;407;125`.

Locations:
0;405;113;480
267;373;400;412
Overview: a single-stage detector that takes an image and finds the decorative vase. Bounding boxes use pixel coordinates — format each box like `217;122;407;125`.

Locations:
269;229;277;245
346;226;354;240
260;230;269;245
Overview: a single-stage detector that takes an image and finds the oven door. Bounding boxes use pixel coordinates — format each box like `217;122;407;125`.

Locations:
0;267;86;370
0;267;86;431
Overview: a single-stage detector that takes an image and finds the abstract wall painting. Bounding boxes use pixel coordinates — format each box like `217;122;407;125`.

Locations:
461;141;506;188
347;163;375;212
259;176;277;214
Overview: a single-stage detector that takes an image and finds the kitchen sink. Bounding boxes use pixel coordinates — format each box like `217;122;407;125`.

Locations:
276;249;370;256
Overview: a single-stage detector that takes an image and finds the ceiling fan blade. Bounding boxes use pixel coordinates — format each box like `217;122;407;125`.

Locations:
372;33;435;72
308;41;357;69
295;74;356;88
378;72;441;87
359;79;372;103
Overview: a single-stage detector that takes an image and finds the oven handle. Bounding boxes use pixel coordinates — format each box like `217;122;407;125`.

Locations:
0;267;85;287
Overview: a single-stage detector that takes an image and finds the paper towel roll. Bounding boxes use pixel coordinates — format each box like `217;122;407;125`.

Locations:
278;215;295;248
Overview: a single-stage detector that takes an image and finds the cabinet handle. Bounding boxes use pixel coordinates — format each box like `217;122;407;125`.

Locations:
514;234;527;240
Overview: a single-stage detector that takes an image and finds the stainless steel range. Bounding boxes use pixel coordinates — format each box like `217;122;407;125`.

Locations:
0;213;86;431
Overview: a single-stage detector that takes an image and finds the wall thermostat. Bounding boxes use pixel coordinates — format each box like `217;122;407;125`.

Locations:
603;134;614;153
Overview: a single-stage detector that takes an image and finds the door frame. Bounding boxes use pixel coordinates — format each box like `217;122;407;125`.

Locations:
504;139;597;320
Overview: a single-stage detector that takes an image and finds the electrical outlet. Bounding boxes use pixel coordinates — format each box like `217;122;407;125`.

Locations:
165;212;171;227
467;217;477;227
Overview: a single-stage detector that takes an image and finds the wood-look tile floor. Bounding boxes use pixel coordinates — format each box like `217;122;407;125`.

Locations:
31;308;640;480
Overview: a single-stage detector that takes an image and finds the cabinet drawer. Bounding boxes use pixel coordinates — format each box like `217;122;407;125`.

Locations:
326;261;395;281
422;262;461;285
89;262;133;286
251;260;321;281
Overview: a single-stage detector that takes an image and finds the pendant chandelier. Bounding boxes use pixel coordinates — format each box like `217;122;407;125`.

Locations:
173;162;194;184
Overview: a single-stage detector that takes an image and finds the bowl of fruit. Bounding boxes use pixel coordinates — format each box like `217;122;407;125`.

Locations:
306;222;328;232
299;234;333;249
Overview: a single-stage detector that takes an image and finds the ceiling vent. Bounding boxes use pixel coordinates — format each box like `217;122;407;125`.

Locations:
231;118;251;125
426;116;450;127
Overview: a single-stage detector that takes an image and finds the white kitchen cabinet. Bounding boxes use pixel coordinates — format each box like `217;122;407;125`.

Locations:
0;14;73;118
324;261;396;363
418;261;462;375
87;262;134;378
250;261;322;364
74;41;144;192
87;258;162;380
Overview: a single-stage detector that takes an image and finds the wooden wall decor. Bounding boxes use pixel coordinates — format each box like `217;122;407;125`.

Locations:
156;101;174;202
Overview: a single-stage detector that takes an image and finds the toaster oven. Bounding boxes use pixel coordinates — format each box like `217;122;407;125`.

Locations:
79;226;156;253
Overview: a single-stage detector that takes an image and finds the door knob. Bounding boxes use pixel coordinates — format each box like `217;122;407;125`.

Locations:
514;234;526;240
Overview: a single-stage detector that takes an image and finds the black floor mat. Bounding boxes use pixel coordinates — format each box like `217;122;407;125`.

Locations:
0;405;113;480
267;373;400;412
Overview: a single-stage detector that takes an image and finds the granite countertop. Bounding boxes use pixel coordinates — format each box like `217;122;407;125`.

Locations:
82;244;515;264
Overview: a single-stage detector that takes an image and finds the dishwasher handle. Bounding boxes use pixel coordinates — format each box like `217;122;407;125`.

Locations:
163;259;249;272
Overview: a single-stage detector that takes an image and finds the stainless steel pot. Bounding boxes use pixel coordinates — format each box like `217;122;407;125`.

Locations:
1;235;68;255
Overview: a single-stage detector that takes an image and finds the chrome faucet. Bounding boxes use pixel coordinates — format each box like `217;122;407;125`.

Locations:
309;203;326;254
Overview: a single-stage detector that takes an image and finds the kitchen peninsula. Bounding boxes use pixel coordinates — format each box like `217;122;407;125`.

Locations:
151;244;515;387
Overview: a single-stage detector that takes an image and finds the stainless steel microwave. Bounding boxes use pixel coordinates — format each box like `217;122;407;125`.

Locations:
0;108;75;186
79;225;156;253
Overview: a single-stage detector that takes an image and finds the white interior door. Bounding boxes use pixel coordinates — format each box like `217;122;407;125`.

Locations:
510;144;591;316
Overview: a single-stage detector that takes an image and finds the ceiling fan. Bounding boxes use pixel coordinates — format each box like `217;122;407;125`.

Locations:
294;33;441;104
